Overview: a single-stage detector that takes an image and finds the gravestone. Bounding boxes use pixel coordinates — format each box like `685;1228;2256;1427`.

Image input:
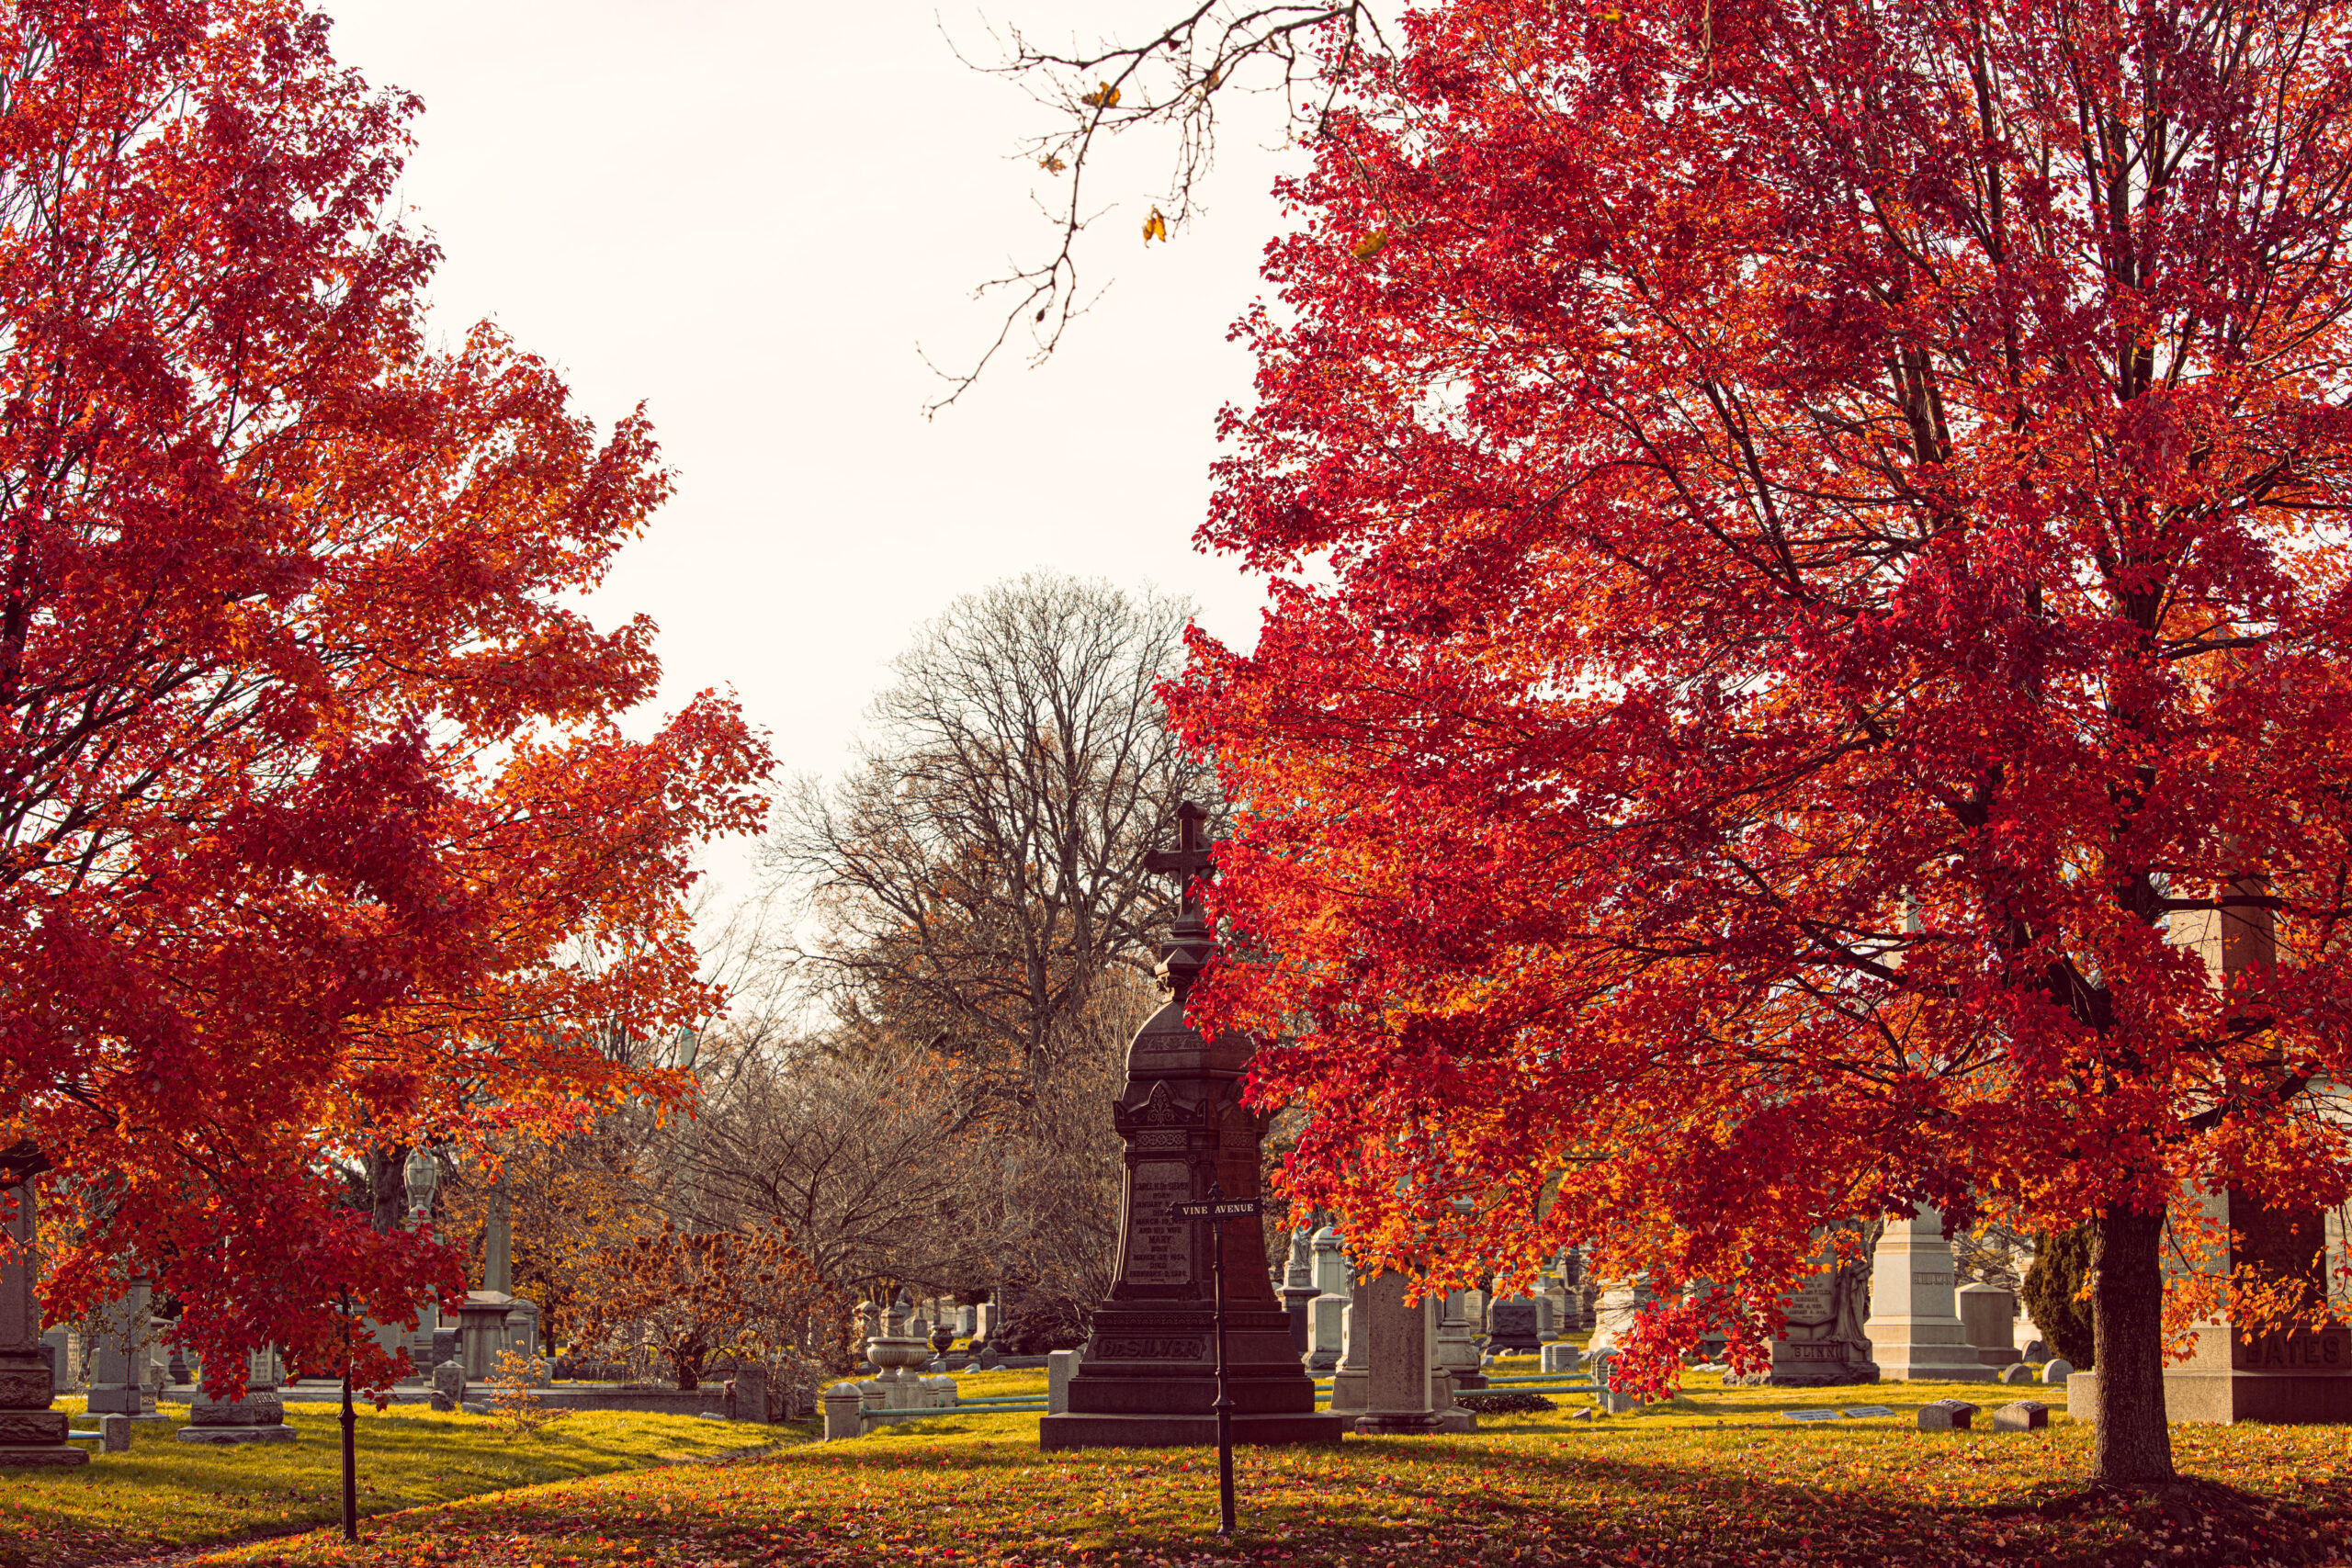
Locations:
1992;1399;2049;1432
1353;1272;1470;1435
38;1326;77;1393
1759;1238;1877;1385
1487;1297;1543;1355
729;1366;772;1422
1956;1283;2022;1371
1862;1207;1996;1381
87;1280;154;1416
429;1359;468;1412
1917;1398;1977;1431
955;1305;977;1339
1436;1291;1484;1392
2064;891;2352;1424
1330;1280;1371;1415
1587;1279;1657;1357
0;1149;85;1466
1037;803;1344;1450
1046;1349;1077;1415
1279;1230;1320;1356
409;1293;443;1378
177;1348;295;1444
973;1303;1001;1347
1999;1361;2033;1384
2040;1358;2072;1386
1307;1227;1350;1372
1558;1249;1593;1332
458;1290;514;1380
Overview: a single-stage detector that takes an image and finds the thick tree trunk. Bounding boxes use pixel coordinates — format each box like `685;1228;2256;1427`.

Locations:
2090;1203;2175;1485
366;1144;410;1235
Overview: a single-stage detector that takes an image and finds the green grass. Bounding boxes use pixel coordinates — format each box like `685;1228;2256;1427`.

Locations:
0;1395;800;1568
20;1370;2348;1568
119;1373;2351;1568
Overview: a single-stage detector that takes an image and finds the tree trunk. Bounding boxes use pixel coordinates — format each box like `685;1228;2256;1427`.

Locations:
365;1145;410;1235
2090;1203;2174;1484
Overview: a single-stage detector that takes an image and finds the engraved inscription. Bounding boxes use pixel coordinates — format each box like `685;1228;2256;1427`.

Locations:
1784;1267;1836;1327
2233;1327;2350;1371
1095;1337;1206;1360
1130;1130;1187;1151
1124;1161;1193;1285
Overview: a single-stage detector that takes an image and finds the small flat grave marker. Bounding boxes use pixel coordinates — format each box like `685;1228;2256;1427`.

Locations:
1783;1408;1841;1423
1917;1398;1978;1431
1993;1400;2050;1432
1840;1405;1896;1419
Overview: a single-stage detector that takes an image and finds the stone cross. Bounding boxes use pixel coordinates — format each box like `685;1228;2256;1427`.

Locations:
1144;802;1216;1000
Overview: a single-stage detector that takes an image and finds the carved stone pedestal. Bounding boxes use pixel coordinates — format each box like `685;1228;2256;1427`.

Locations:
0;1152;85;1468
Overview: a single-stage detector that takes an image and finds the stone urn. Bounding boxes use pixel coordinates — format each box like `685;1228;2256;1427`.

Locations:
864;1291;933;1409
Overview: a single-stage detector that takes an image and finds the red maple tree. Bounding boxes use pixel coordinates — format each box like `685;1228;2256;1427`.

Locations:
0;0;769;1397
1171;0;2352;1484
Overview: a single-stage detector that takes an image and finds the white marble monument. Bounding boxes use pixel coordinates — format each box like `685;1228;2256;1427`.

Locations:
1862;1206;1996;1382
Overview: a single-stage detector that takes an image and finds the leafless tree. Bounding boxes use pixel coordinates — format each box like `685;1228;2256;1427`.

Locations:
769;570;1216;1093
930;3;1391;412
680;1033;996;1295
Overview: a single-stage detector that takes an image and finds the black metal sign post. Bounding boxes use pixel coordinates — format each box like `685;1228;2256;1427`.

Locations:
1170;1182;1263;1536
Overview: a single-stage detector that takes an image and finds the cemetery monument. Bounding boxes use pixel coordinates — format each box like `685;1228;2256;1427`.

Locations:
0;1145;85;1467
1037;803;1344;1450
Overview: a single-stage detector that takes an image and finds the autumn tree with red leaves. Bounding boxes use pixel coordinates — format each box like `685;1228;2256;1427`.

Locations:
1170;0;2352;1487
0;0;769;1400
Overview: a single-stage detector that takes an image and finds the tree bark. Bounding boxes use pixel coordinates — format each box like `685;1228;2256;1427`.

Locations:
2090;1203;2174;1484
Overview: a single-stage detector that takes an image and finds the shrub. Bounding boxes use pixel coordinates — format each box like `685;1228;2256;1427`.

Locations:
2020;1226;2098;1369
1454;1390;1556;1415
489;1350;570;1440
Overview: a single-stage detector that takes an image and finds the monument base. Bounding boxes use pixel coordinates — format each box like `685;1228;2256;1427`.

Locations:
0;1444;88;1466
1039;1410;1347;1450
175;1425;298;1444
2068;1370;2352;1426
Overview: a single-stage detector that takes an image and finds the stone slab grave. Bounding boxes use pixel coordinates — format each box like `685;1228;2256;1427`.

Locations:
0;1149;86;1467
1863;1206;1997;1382
1036;803;1342;1451
1917;1398;1978;1431
177;1349;296;1443
1956;1283;2023;1371
1306;1228;1350;1373
1992;1399;2049;1432
1351;1272;1474;1436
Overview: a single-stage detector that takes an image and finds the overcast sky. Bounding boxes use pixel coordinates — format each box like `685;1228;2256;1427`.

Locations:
322;1;1305;907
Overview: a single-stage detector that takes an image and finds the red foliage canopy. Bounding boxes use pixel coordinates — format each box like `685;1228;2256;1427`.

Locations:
0;0;769;1395
1171;0;2352;1479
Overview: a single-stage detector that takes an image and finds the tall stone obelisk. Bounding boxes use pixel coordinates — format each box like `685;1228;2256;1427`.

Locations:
0;1145;87;1467
1038;803;1345;1450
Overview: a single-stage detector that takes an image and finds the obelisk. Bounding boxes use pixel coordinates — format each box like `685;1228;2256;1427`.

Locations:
0;1145;87;1467
1038;802;1345;1450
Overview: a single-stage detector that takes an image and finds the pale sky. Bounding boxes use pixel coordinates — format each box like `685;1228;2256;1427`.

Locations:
322;1;1304;906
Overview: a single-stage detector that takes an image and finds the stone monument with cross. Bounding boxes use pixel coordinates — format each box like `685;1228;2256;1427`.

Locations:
1038;802;1345;1450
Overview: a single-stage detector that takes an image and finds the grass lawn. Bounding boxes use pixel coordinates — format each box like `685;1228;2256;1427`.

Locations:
86;1366;2345;1568
0;1394;797;1568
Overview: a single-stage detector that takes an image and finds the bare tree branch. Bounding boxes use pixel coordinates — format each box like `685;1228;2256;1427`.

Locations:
924;2;1388;415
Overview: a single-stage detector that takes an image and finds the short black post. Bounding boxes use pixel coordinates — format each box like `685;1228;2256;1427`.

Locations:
340;1302;358;1542
1210;1197;1234;1536
1170;1181;1261;1538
